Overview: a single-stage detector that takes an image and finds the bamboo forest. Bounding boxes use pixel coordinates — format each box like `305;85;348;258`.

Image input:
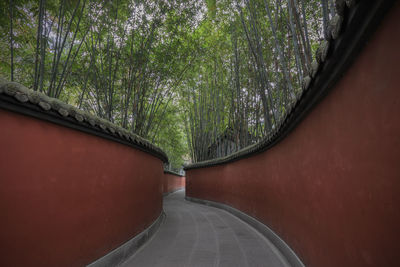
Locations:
0;0;337;170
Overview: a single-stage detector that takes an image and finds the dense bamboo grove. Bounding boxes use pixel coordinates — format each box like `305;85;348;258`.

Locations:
0;0;334;167
182;0;335;162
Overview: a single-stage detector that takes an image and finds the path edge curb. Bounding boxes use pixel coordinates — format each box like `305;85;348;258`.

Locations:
163;188;185;197
185;196;305;267
86;211;165;267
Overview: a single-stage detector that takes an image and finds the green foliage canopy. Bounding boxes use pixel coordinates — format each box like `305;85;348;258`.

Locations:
1;0;333;167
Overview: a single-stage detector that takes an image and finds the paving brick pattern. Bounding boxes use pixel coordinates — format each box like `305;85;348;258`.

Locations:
122;190;290;267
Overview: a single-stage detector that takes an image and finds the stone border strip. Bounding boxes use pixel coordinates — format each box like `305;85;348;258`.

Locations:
185;196;305;267
0;79;168;163
185;0;396;170
86;212;165;267
163;188;184;197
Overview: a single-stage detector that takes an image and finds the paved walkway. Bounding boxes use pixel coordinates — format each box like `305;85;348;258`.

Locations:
121;190;290;267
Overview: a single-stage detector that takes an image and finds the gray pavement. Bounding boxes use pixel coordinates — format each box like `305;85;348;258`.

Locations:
121;190;290;267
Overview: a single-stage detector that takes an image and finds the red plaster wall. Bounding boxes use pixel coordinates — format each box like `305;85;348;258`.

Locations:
0;110;164;267
163;173;185;194
186;4;400;267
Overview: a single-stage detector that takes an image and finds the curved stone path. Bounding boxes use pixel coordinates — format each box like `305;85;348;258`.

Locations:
121;190;290;267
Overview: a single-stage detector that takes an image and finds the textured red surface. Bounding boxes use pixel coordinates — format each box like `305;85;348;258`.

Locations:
186;4;400;267
0;111;164;267
163;174;185;194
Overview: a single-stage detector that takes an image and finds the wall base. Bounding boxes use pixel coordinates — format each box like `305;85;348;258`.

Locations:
163;188;184;197
185;196;304;267
87;212;165;267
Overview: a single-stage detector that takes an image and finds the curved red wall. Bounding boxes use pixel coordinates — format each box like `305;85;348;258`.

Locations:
163;173;185;194
186;4;400;267
0;110;164;267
